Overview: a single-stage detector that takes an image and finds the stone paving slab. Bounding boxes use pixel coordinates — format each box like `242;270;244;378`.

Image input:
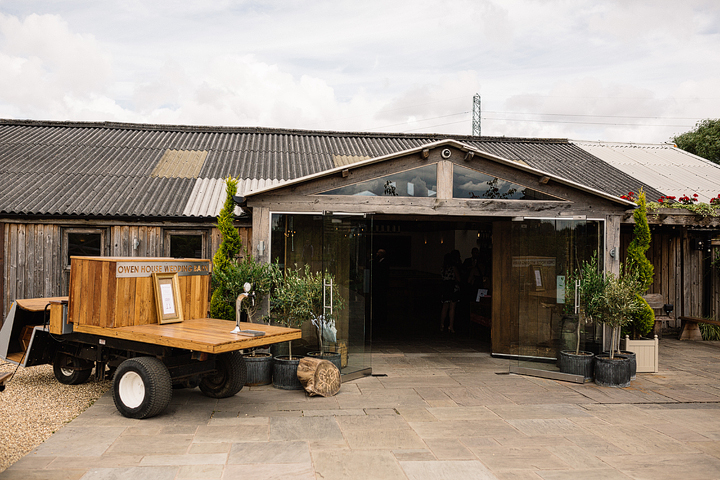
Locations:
4;338;720;479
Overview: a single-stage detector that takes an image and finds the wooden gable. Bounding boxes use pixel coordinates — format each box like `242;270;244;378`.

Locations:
245;142;633;219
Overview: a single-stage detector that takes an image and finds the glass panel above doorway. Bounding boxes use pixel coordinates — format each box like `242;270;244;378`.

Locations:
453;165;561;201
318;164;437;197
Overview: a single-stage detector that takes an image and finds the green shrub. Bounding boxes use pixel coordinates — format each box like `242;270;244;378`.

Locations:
627;189;654;293
700;323;720;341
623;295;655;338
211;256;282;323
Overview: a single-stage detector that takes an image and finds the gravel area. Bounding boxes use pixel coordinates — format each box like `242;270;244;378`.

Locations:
0;362;110;472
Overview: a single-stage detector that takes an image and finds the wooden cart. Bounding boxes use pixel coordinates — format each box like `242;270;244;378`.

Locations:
0;257;301;418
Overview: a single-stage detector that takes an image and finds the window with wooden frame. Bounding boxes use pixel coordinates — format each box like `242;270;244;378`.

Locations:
164;230;208;259
62;228;108;272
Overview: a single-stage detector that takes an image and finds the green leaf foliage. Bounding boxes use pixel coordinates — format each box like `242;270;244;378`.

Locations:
268;265;344;329
210;256;282;323
212;177;243;272
623;295;655;338
700;322;720;341
626;189;654;293
566;253;606;354
673;118;720;165
209;177;244;319
574;253;606;324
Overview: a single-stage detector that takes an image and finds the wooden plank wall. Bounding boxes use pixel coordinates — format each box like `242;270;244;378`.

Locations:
3;223;62;323
620;227;714;322
3;221;251;321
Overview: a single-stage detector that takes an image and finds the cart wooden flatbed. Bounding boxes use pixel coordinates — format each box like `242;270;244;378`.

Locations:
0;257;302;419
74;318;300;354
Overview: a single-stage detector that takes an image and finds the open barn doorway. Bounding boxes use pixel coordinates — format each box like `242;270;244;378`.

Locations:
370;215;493;350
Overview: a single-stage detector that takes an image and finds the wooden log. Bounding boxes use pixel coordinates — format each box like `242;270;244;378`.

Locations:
296;357;341;397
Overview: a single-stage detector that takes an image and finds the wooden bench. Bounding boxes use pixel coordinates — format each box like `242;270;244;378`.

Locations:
642;293;673;337
678;316;720;341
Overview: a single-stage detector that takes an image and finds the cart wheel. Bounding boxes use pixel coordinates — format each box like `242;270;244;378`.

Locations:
113;357;172;419
53;353;93;385
199;352;247;398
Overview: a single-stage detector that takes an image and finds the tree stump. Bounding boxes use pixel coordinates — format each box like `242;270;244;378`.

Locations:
296;357;341;397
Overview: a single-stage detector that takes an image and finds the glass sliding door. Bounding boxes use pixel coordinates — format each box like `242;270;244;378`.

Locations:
321;213;371;379
270;213;371;379
493;218;603;378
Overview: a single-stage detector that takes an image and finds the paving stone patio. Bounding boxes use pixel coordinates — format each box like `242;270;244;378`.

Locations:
3;337;720;479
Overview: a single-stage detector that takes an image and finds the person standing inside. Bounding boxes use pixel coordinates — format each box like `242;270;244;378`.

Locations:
440;251;461;333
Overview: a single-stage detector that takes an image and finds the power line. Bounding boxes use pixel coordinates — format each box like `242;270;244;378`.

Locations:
483;117;695;127
485;111;704;120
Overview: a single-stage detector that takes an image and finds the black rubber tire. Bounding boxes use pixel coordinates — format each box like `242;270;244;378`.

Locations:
199;352;247;398
53;353;93;385
113;357;172;419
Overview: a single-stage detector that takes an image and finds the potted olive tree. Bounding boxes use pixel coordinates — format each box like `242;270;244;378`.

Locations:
306;270;344;372
559;254;603;382
211;254;282;385
593;268;642;387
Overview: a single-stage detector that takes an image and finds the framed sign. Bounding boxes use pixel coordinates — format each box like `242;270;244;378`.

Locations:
532;266;545;292
152;272;184;324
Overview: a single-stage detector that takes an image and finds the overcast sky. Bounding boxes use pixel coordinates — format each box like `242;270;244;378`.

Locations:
1;1;718;143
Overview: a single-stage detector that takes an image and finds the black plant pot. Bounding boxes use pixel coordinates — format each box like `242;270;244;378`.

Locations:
559;351;595;382
243;353;273;386
604;350;636;380
594;354;631;387
272;355;304;390
308;351;342;372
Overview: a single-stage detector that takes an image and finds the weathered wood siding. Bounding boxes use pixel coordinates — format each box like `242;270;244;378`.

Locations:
621;227;714;323
3;223;63;318
2;221;252;321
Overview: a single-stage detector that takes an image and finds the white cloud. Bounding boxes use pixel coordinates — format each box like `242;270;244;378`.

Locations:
0;1;718;143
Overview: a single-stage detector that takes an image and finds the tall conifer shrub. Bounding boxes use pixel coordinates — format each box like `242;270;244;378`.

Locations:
209;177;243;320
626;189;655;337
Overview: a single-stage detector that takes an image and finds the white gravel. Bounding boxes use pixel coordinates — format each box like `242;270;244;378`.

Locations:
0;362;110;472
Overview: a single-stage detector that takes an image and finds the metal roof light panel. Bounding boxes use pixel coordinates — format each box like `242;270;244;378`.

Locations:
183;177;227;218
151;149;208;178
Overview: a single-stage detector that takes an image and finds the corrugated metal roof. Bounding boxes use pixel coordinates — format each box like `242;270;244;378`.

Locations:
574;141;720;203
0;119;664;217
